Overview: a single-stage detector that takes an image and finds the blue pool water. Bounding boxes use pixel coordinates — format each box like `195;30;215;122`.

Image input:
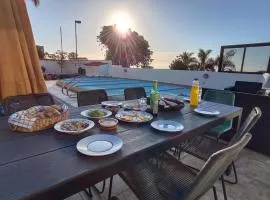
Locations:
62;76;191;97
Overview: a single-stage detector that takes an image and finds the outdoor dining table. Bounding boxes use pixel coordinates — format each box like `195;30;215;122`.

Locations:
0;100;242;200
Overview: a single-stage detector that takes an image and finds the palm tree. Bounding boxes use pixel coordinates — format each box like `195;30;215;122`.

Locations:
215;49;236;71
169;52;197;70
178;52;197;69
197;49;212;71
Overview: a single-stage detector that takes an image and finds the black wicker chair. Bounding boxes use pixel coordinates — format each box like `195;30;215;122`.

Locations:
178;107;261;188
119;133;252;200
3;93;55;115
225;81;263;94
124;87;146;100
77;90;108;107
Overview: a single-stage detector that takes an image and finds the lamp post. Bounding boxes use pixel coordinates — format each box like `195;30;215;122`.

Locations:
75;20;81;59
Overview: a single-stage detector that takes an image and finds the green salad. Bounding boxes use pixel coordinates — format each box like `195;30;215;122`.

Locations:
89;109;105;118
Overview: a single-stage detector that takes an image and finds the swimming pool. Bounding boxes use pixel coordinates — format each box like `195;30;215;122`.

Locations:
57;76;191;97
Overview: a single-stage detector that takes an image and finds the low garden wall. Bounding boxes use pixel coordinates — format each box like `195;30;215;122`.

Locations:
106;67;266;90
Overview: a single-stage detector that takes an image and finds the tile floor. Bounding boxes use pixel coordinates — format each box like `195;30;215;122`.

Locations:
65;149;270;200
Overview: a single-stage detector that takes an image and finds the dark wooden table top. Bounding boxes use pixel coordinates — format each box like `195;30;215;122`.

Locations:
0;101;242;200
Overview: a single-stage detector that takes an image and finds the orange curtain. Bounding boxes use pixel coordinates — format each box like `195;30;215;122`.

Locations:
0;0;47;102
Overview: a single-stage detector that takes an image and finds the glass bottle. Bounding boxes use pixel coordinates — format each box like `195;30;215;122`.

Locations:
150;80;159;115
190;78;200;107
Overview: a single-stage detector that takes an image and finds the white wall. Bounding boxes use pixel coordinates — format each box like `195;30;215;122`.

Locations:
107;67;267;90
40;60;111;75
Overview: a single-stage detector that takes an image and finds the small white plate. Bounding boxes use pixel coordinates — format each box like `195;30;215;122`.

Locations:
151;120;184;132
81;108;112;119
101;101;122;107
54;119;95;135
76;134;123;156
194;108;220;116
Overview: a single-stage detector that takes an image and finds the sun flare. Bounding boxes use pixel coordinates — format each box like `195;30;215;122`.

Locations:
112;11;132;33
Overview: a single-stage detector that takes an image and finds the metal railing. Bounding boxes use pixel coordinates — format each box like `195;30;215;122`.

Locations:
61;75;82;97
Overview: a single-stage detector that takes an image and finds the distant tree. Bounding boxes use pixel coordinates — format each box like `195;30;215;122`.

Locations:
97;25;153;68
169;52;197;70
169;48;235;72
204;58;216;71
36;45;45;59
68;52;78;60
218;49;236;71
141;65;154;69
197;49;213;71
54;50;68;73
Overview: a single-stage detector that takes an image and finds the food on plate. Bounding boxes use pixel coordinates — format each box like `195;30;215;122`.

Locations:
122;102;140;110
159;97;185;111
89;109;105;118
117;111;152;122
105;105;120;114
60;120;89;131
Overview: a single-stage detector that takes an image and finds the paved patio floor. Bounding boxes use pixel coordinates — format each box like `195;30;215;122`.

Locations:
65;149;270;200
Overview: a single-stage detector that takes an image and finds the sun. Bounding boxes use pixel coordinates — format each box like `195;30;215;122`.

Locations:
112;12;132;33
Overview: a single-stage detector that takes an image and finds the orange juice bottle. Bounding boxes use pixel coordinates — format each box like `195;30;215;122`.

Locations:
190;78;200;107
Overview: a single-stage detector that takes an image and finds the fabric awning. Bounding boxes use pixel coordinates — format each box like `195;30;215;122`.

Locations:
0;0;47;102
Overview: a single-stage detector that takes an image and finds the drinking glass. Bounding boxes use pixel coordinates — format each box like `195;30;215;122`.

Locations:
139;98;147;111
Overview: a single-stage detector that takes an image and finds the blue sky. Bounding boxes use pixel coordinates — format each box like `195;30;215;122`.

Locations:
27;0;270;68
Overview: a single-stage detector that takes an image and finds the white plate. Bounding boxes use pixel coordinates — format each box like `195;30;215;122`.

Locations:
76;134;123;156
101;101;122;107
54;119;95;134
151;120;184;132
80;108;112;119
194;108;220;116
115;110;153;123
183;97;190;102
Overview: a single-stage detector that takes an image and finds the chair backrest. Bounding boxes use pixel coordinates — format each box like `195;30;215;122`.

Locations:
203;89;235;134
3;93;55;115
124;87;147;100
77;90;108;107
203;89;235;106
185;133;252;200
229;107;262;145
234;81;262;94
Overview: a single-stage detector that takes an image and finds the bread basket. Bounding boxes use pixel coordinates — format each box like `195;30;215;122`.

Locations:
8;104;69;132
